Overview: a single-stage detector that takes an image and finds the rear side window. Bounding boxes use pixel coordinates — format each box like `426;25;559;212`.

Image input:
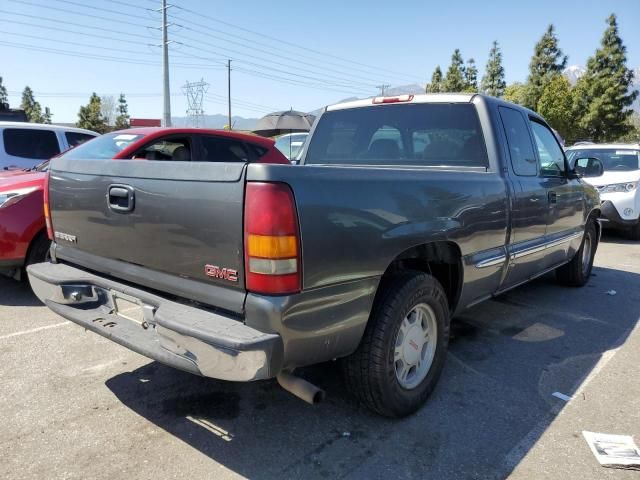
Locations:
306;103;488;167
65;132;95;147
200;136;249;162
3;128;60;159
498;107;537;176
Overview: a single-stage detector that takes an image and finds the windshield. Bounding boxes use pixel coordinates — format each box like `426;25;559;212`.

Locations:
59;133;144;160
566;148;640;172
275;134;308;160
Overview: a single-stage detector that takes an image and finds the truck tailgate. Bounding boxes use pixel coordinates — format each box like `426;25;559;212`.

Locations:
48;158;247;314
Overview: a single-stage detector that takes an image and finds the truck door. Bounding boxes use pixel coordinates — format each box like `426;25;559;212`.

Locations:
498;106;549;288
528;119;585;267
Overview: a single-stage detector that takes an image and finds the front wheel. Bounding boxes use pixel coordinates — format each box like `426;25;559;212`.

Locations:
343;272;450;417
556;220;597;287
628;222;640;241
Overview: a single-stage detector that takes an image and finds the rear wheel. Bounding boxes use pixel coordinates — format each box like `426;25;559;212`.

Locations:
556;220;597;287
25;232;51;268
343;272;450;417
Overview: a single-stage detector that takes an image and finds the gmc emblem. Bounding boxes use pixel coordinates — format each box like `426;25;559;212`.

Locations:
205;264;238;282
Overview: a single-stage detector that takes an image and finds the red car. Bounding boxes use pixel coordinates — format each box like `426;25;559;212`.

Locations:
0;128;289;280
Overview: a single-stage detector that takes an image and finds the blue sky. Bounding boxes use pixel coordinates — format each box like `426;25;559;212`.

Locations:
1;0;638;123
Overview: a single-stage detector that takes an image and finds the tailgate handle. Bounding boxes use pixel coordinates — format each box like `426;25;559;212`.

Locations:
108;185;135;212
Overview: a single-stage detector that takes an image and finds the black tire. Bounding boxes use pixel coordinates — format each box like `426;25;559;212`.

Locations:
556;220;597;287
25;232;51;268
628;222;640;241
343;272;450;418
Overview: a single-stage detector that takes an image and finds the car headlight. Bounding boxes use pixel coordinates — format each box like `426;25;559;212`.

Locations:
599;182;638;193
0;187;39;209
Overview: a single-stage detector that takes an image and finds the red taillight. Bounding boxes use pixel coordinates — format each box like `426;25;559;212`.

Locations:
244;182;301;295
43;171;54;240
372;94;414;104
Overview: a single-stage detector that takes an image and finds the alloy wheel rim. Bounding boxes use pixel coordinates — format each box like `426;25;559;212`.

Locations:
394;303;438;390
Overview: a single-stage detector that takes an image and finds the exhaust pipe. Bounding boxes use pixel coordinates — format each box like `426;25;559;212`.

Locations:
277;370;325;405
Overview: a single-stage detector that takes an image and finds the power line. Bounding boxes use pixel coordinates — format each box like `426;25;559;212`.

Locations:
183;78;209;127
172;4;421;82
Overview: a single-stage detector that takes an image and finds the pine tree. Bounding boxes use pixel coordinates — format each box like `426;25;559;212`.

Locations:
114;93;130;129
463;58;478;92
537;75;576;143
574;14;638;142
442;49;466;92
481;41;506;97
43;107;52;124
426;66;443;93
21;86;44;123
77;92;108;133
524;25;567;110
0;76;8;107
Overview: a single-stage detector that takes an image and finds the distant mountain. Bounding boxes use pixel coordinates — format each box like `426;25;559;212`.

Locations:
383;83;426;95
172;114;259;130
562;65;586;85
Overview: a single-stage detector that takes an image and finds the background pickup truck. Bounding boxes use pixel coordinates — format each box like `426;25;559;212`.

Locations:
29;94;602;417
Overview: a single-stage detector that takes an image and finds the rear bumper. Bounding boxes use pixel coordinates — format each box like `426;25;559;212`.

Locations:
600;200;639;228
27;262;283;381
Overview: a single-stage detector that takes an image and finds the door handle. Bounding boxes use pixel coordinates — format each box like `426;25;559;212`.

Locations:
548;191;557;204
108;184;135;212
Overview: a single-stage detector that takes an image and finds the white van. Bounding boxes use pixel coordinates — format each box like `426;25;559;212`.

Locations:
0;122;98;170
566;143;640;239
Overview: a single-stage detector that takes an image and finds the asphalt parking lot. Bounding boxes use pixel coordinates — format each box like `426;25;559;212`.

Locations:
1;233;638;480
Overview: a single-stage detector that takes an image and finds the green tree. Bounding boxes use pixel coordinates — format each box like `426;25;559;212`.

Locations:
481;41;506;97
503;83;527;105
0;76;8;107
77;92;108;133
573;14;638;142
615;112;640;143
21;86;44;123
114;93;130;129
463;58;478;92
43;107;52;124
426;66;443;93
537;75;576;142
442;49;466;92
524;25;567;110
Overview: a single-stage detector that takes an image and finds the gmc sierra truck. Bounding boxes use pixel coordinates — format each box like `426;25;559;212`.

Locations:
28;94;603;417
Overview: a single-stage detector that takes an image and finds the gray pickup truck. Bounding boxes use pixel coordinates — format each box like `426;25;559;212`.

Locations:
29;94;603;417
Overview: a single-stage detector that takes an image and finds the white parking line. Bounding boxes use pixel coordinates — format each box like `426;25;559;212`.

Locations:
0;321;70;340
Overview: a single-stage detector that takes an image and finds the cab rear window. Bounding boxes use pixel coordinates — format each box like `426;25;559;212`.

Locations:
3;128;60;159
305;103;488;167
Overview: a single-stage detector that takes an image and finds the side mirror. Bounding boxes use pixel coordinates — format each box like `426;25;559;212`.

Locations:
572;157;604;178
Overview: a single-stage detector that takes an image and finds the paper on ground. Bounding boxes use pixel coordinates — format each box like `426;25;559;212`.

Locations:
582;431;640;470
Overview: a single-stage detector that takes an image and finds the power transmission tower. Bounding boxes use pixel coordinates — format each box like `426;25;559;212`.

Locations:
376;84;391;96
182;79;209;128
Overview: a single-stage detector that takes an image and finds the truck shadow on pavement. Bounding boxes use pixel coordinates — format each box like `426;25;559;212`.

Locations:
105;264;640;480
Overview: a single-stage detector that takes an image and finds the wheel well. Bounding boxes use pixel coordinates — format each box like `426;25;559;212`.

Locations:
378;241;463;312
588;209;601;240
25;228;49;263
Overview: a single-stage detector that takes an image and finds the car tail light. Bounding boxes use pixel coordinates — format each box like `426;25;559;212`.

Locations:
372;94;414;104
244;182;301;295
43;171;54;240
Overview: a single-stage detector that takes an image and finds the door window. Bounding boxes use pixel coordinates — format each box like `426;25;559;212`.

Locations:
530;120;566;177
200;136;250;162
65;131;96;147
3;128;60;159
498;107;537;176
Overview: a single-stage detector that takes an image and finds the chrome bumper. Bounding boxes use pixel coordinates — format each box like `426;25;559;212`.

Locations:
27;262;283;381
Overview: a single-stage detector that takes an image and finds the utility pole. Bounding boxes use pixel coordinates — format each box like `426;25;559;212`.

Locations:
227;59;232;130
161;0;171;127
376;84;391;96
